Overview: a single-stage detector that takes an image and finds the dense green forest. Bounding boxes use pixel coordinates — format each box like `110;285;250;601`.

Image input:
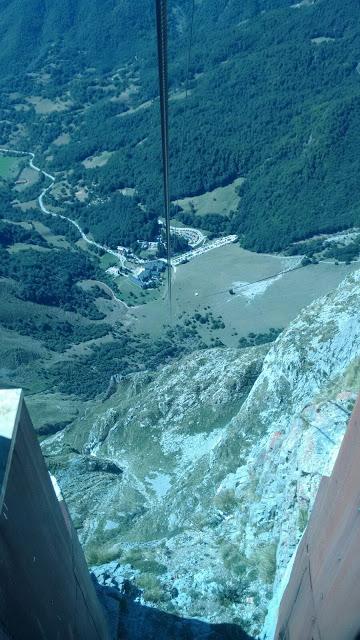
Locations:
1;0;359;250
0;0;294;80
0;220;47;248
3;314;112;353
0;245;103;317
77;193;159;250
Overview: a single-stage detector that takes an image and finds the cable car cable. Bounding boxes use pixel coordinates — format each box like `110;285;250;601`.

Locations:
155;0;197;321
155;0;172;317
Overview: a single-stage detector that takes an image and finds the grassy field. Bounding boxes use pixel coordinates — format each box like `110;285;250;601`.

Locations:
0;156;21;179
14;166;40;192
100;253;119;269
114;274;164;306
27;96;72;114
82;151;113;169
32;221;72;249
175;177;245;217
53;133;71;146
8;243;51;254
132;243;359;345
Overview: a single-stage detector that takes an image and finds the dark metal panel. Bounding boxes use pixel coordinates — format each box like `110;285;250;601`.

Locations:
0;395;111;640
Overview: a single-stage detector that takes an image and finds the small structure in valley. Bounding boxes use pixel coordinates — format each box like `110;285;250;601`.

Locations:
130;259;166;288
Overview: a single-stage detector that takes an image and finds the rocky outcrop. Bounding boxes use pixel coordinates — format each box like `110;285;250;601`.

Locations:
43;270;360;639
85;456;123;475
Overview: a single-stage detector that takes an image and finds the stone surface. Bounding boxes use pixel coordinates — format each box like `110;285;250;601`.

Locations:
42;270;360;638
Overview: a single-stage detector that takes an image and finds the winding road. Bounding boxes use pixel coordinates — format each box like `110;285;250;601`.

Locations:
0;147;130;307
0;147;125;264
3;148;240;269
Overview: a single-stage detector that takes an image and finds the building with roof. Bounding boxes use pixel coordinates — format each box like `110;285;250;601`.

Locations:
129;260;166;288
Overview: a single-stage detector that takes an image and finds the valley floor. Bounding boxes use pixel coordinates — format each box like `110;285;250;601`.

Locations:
132;243;358;345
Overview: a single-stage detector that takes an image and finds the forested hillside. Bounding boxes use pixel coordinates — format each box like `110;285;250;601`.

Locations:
0;0;293;79
0;0;154;78
1;0;360;251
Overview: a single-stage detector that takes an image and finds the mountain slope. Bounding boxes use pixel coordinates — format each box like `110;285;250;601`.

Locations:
0;0;289;79
2;1;360;252
0;0;155;77
41;268;360;637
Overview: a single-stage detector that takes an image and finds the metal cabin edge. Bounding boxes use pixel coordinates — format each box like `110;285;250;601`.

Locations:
0;389;111;640
274;394;360;640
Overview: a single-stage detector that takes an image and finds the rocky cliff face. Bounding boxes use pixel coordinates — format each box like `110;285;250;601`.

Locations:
43;270;360;639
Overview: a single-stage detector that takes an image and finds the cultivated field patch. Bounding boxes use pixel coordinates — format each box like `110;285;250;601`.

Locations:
176;177;245;217
82;151;114;169
27;96;72;114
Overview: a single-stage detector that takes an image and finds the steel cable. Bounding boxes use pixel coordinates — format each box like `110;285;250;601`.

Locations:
155;0;172;316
